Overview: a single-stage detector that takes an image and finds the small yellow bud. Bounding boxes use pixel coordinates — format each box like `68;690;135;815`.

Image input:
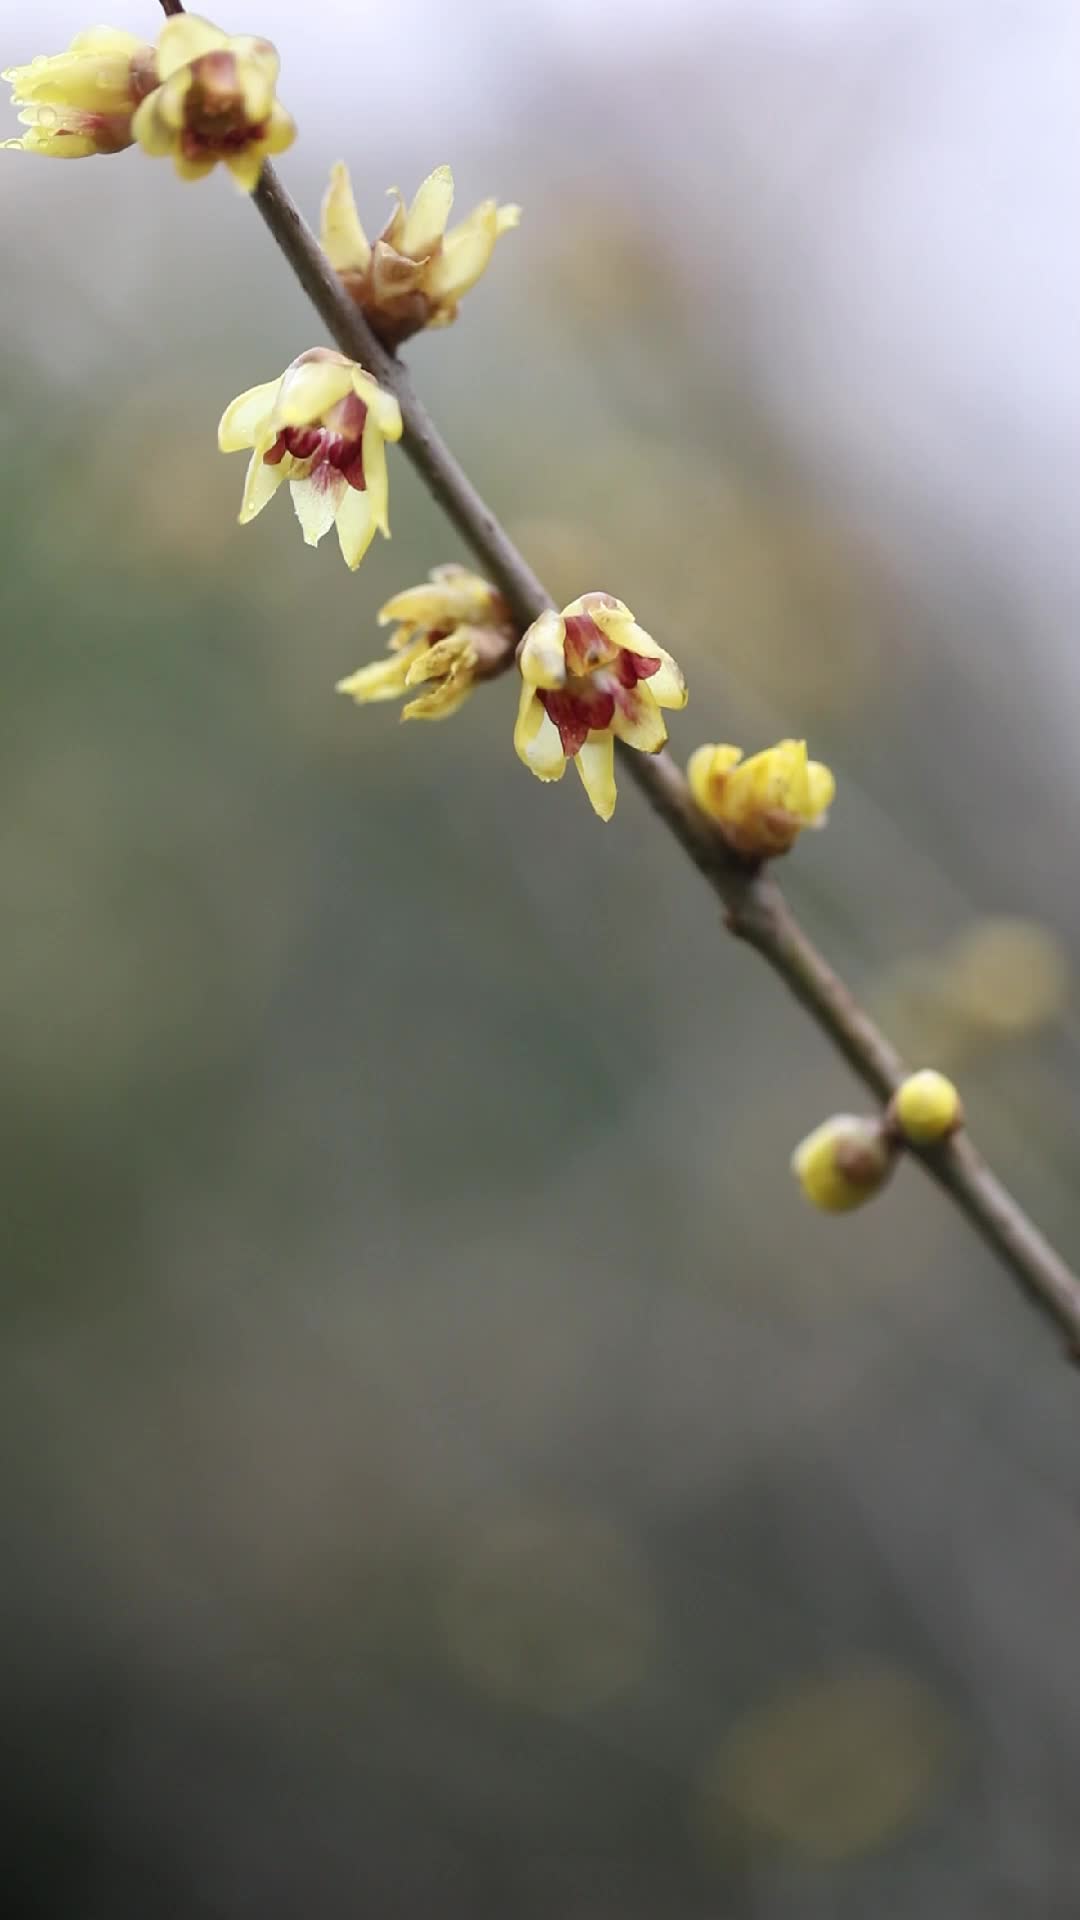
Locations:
217;350;402;570
688;738;834;859
337;565;516;721
791;1115;895;1214
515;594;688;821
320;161;520;347
132;13;294;191
889;1070;963;1146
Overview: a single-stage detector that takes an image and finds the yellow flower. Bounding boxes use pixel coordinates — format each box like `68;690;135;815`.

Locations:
688;738;835;859
320;161;520;346
132;12;294;190
217;350;403;570
514;594;688;822
3;27;157;157
337;565;516;721
889;1070;963;1146
791;1115;895;1214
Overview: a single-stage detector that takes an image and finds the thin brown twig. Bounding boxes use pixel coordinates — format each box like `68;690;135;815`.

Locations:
154;2;1080;1358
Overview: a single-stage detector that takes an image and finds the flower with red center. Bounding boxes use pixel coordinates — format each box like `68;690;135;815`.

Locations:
337;565;517;721
688;739;835;859
3;28;158;158
514;594;688;821
320;161;520;347
217;350;403;570
132;12;294;190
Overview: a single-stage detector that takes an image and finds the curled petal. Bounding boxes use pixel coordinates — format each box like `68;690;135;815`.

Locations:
239;447;287;524
518;609;567;689
321;160;370;271
646;649;688;709
337;639;426;704
402;675;474;722
217;379;280;451
275;359;354;427
514;682;566;781
687;743;742;814
352;370;403;441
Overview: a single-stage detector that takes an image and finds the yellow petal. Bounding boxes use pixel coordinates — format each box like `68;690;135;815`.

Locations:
401;163;454;258
424;200;497;302
238;447;286;524
233;37;279;121
274;359;353;427
156;14;227;82
575;733;617;821
402;674;474;722
337;640;424;703
610;689;667;754
131;93;175;157
225;146;268;194
646;651;688;709
361;427;390;536
334;486;376;570
351;370;403;441
687;743;741;815
514;682;566;780
806;760;836;822
218;379;281;451
495;203;522;236
321;160;370;271
173;147;216;183
406;634;475;686
518;609;567;689
263;102;295;158
290;469;344;546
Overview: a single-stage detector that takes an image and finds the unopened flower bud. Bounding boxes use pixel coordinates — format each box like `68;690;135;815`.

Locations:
888;1070;963;1146
688;739;834;859
791;1114;895;1214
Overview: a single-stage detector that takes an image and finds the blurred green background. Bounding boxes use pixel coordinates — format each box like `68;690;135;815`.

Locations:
5;0;1080;1912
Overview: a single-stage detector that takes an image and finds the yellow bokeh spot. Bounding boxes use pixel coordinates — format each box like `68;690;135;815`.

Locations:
697;1660;953;1866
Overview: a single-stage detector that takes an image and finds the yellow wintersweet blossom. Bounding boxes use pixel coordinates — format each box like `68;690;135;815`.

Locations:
321;161;521;346
337;565;517;722
514;594;688;822
217;349;403;570
791;1115;895;1214
688;738;835;859
889;1069;964;1146
3;28;157;157
132;12;294;190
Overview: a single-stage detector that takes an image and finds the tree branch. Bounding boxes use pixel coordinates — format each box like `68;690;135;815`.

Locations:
151;6;1080;1358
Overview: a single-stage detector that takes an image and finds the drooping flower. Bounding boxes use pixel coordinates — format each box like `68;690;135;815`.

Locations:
688;739;835;859
3;27;158;158
888;1070;963;1146
337;566;516;721
132;12;294;190
791;1115;896;1214
514;594;687;822
217;350;403;570
320;161;520;346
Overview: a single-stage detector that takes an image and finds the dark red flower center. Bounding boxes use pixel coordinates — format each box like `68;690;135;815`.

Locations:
537;636;662;757
262;394;369;491
181;51;267;154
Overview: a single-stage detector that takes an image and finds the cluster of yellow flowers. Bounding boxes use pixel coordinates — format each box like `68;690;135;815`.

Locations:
792;1069;964;1214
5;10;839;842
